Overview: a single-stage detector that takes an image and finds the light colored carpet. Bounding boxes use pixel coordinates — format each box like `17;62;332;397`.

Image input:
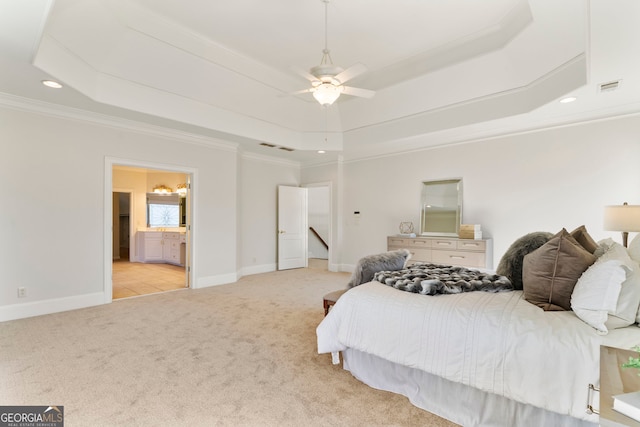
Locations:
0;266;458;427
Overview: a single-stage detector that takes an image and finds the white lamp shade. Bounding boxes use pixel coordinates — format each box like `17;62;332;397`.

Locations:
312;83;342;106
604;205;640;232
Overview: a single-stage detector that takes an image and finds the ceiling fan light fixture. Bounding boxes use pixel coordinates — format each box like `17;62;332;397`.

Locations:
312;83;343;106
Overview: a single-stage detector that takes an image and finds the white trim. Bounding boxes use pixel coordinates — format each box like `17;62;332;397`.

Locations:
241;264;277;276
241;150;301;168
340;107;640;166
195;273;239;288
0;292;104;323
0;92;239;152
340;263;356;274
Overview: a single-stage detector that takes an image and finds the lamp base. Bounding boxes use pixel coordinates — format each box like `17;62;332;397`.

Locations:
622;231;629;248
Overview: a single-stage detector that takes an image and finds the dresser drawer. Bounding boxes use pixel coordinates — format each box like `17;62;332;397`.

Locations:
431;239;457;250
387;235;492;269
432;250;485;268
407;249;432;263
409;239;432;249
456;239;486;251
388;237;410;248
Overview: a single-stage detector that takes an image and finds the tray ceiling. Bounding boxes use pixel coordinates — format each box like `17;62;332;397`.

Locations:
1;0;640;164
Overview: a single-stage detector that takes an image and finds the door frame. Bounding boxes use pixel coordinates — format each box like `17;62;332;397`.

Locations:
104;157;197;303
304;181;333;271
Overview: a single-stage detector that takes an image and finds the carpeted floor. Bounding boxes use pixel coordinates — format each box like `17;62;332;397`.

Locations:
0;266;458;426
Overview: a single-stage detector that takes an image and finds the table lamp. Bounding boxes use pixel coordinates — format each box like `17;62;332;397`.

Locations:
604;202;640;247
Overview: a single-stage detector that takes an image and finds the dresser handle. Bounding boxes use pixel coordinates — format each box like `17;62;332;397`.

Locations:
450;256;465;259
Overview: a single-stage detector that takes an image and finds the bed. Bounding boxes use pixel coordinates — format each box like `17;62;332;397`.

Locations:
317;229;640;426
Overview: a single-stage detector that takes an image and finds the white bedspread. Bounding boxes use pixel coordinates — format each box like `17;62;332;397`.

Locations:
316;281;640;421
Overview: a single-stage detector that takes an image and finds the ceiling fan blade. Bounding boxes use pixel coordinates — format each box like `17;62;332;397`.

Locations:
291;66;318;83
277;88;312;98
342;86;375;99
334;63;368;84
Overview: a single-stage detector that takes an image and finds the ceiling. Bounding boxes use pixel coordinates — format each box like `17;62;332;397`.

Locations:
1;0;640;165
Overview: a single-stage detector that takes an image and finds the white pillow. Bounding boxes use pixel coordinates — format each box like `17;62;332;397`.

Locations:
629;233;640;264
571;259;628;333
571;242;639;333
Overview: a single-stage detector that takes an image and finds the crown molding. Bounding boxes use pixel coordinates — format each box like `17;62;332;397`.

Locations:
240;150;300;168
0;92;239;153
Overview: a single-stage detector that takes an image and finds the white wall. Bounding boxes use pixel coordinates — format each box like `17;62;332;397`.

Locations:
3;99;640;321
0;105;239;320
302;163;340;271
239;153;299;275
307;186;330;259
303;115;640;270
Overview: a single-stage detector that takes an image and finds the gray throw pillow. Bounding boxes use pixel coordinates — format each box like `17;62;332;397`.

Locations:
496;231;554;290
347;249;411;288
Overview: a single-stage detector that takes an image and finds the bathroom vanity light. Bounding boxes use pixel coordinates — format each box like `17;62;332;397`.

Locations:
152;184;173;194
176;183;187;196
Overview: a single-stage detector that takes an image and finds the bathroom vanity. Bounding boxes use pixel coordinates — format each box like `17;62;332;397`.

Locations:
137;231;186;266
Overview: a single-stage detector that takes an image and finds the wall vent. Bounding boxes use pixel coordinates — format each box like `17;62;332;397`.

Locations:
599;80;621;92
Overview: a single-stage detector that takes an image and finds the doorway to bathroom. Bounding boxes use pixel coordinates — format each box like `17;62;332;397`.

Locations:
105;158;195;302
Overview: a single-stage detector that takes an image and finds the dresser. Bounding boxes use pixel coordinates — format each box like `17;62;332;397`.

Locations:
387;235;493;269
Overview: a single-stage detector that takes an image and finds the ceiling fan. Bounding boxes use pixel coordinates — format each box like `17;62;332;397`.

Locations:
291;0;375;106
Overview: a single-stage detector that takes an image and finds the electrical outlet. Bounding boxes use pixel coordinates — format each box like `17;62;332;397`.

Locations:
17;287;26;298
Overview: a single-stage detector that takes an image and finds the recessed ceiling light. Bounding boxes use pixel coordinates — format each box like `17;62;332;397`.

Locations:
317;150;326;154
42;80;63;89
559;96;576;104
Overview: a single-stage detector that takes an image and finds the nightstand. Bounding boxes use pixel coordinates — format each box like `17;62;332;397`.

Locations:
599;346;640;427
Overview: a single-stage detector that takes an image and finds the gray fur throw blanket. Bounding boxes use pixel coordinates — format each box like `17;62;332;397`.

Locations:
348;249;412;288
373;263;513;295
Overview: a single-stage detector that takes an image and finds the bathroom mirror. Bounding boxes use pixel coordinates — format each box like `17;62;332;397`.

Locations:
420;179;462;237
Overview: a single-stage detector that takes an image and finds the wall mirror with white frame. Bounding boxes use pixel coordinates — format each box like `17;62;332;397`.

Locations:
420;179;462;237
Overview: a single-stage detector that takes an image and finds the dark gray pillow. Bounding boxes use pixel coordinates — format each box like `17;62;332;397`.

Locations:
496;232;554;290
347;249;411;288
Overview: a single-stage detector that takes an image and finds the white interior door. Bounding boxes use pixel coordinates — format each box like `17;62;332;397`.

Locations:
277;185;308;270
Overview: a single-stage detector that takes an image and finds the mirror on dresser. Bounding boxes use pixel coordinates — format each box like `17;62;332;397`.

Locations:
420;179;462;237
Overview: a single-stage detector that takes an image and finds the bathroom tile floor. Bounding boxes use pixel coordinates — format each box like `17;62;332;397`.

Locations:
112;260;186;299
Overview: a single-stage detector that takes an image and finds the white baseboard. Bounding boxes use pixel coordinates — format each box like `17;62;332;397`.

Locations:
241;263;276;276
194;272;239;289
0;292;104;322
339;264;356;273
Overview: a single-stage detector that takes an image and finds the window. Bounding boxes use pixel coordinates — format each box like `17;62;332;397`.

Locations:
147;193;180;227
